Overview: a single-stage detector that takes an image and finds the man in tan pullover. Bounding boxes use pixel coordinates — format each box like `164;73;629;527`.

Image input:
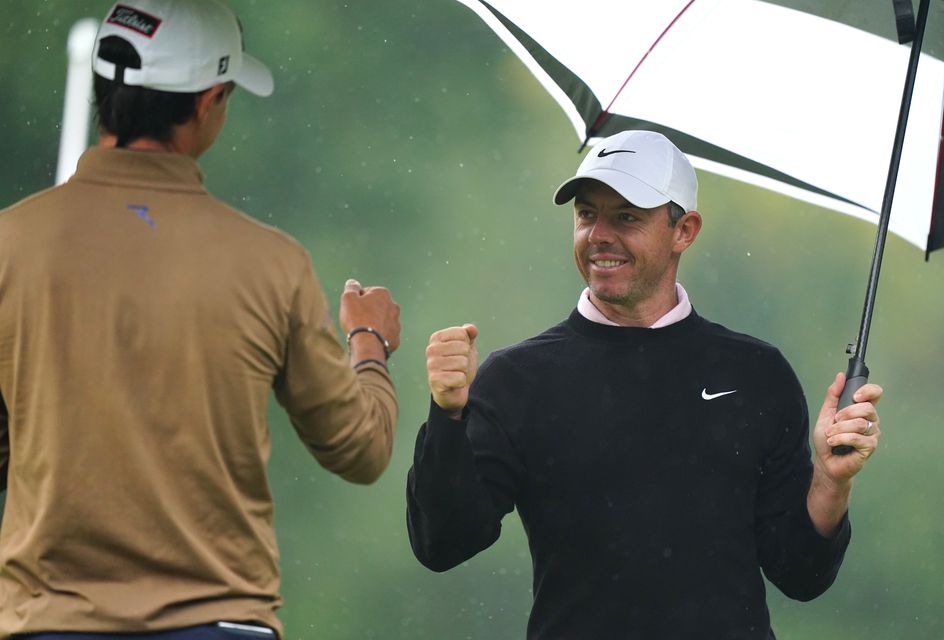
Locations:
0;1;399;637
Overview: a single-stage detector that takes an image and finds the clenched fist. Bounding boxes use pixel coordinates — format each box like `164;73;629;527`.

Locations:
339;279;401;361
427;324;478;419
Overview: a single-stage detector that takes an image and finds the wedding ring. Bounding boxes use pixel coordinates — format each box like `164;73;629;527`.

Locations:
865;420;874;435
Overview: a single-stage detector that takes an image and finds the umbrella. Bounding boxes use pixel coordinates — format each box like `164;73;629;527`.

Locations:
454;0;943;254
454;0;943;451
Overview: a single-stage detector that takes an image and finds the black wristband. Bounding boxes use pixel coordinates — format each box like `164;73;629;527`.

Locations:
353;358;389;372
346;326;390;359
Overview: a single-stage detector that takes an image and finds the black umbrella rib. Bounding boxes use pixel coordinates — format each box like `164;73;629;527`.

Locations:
595;115;875;212
478;0;603;148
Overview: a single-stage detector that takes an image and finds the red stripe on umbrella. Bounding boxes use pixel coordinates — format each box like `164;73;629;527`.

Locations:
584;0;698;148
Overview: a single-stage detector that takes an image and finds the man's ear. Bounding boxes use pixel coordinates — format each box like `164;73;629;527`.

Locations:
194;84;227;122
673;210;702;254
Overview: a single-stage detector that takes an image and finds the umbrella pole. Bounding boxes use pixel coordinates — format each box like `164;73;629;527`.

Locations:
833;0;931;454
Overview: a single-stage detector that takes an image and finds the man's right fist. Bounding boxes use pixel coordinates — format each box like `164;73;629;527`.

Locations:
339;278;401;356
426;324;478;418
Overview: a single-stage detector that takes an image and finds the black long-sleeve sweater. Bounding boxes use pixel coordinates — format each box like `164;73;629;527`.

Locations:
407;309;850;639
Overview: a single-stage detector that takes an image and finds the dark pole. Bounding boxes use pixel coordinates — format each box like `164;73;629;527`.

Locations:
832;0;931;454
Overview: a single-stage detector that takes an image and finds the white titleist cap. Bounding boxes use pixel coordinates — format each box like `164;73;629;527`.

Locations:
92;0;274;96
554;130;697;212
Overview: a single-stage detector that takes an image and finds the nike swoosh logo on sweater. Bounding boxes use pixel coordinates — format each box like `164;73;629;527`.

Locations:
701;388;738;400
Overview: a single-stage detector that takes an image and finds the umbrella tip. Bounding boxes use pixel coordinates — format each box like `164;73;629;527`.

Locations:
578;134;591;154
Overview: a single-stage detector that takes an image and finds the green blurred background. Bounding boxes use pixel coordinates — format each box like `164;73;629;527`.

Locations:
2;2;943;638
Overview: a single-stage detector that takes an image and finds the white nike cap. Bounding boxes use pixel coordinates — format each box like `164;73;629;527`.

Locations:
553;130;697;213
92;0;274;97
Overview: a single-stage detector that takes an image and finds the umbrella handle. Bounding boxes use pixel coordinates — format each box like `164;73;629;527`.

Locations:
832;357;870;456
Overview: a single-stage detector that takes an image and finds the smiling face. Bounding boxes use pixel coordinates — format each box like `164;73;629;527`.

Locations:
572;179;701;325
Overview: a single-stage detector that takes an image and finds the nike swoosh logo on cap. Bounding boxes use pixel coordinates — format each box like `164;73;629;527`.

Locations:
701;388;738;400
597;149;636;158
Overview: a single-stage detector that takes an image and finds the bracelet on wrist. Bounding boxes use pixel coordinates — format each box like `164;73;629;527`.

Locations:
353;358;389;372
346;326;390;359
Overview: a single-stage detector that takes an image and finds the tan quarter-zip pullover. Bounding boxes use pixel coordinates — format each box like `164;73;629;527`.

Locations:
0;147;396;637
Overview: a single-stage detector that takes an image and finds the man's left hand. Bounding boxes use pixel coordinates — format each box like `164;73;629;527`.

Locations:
813;371;883;483
806;372;883;537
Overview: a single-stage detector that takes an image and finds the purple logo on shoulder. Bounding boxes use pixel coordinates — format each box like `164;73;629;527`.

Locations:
127;204;156;229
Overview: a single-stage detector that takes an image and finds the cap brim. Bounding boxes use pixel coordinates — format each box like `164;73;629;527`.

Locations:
234;52;274;97
552;177;583;205
553;169;670;209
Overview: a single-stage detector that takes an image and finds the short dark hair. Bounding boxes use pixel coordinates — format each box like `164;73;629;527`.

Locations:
666;201;686;226
93;36;199;147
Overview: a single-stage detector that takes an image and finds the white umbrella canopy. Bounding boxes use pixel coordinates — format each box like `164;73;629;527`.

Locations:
455;0;944;254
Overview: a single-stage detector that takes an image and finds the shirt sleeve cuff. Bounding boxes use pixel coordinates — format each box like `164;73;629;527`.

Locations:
428;397;469;426
804;507;852;559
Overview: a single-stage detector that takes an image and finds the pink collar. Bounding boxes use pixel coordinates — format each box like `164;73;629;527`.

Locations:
576;283;692;328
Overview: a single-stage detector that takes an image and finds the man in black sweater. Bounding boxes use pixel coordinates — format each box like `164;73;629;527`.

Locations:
406;130;883;639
